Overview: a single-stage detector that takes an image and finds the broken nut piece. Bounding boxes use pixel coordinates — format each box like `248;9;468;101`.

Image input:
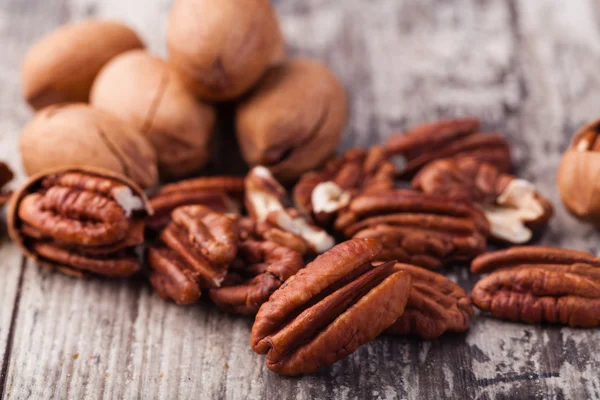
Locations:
0;162;14;207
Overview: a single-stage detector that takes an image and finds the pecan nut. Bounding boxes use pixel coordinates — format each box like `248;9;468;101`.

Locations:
413;157;553;244
385;263;472;339
147;176;244;231
384;117;512;178
293;146;395;224
245;166;334;254
0;162;14;206
209;238;303;315
8;167;151;277
335;189;489;270
148;205;238;305
471;246;600;327
250;238;411;376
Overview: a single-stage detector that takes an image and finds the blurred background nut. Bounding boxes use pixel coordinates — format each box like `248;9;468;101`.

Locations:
236;58;348;182
22;20;144;110
90;50;216;178
557;119;600;225
166;0;284;101
19;104;158;189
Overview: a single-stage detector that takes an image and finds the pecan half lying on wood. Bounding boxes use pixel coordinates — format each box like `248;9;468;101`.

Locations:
250;238;411;376
8;167;151;277
293;145;395;225
0;162;14;206
148;205;238;304
246;166;334;254
335;189;489;270
385;263;472;339
471;246;600;327
384;117;512;178
413;156;553;244
147;176;244;231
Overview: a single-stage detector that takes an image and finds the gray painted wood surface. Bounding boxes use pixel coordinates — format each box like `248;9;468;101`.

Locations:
1;0;600;399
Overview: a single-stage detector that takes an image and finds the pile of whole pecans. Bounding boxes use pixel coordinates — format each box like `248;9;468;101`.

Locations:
1;0;600;377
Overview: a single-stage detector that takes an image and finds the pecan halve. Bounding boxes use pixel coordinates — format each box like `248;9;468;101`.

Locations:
335;190;489;270
293;146;395;224
384;117;512;178
8;167;151;277
385;263;472;339
148;205;238;304
471;246;600;327
413;157;553;244
147;176;244;231
250;238;411;376
0;162;14;206
209;239;304;315
245;166;334;254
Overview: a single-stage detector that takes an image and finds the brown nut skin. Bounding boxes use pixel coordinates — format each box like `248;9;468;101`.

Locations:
22;20;144;110
250;238;411;376
236;59;348;183
90;50;216;178
470;246;600;327
20;104;158;189
8;167;152;278
166;0;284;101
0;162;14;207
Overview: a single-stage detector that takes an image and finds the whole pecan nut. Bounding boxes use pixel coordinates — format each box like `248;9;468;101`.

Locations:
0;162;14;206
384;117;512;178
209;238;304;315
471;246;600;327
293;146;395;224
413;156;553;244
385;263;472;339
147;176;244;231
148;205;238;304
335;189;489;270
250;238;412;376
245;166;334;254
8;167;151;277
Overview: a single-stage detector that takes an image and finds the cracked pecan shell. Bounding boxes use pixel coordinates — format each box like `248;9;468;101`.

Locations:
413;157;553;244
293;146;395;225
0;162;14;207
384;117;512;178
335;190;489;270
385;263;472;339
8;167;151;277
471;246;600;327
147;176;244;231
209;239;303;315
148;205;238;304
250;238;411;376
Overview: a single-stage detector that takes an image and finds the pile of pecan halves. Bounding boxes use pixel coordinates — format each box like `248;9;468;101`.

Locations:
5;117;600;377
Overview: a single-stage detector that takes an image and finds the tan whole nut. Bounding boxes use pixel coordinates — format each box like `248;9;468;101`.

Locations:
22;20;144;109
166;0;284;101
91;50;216;178
20;104;158;189
236;59;348;182
557;119;600;225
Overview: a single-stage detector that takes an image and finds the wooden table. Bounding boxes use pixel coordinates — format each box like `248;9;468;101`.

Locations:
1;0;600;398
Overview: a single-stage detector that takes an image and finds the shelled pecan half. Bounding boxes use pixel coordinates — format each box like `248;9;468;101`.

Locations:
148;205;238;304
0;162;14;206
384;117;512;178
385;263;472;339
251;238;411;376
8;167;151;277
147;176;244;231
245;166;334;254
293;145;395;224
413;157;553;244
471;246;600;327
335;189;489;270
209;238;303;315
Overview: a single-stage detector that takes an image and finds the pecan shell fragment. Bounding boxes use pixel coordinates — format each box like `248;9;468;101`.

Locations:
251;238;411;376
0;162;14;206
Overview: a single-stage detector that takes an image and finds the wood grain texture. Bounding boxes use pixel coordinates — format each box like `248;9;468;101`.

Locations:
2;0;600;399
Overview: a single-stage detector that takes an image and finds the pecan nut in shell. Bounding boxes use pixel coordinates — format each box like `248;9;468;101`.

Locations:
250;238;412;376
8;167;151;277
471;246;600;327
0;162;14;206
